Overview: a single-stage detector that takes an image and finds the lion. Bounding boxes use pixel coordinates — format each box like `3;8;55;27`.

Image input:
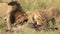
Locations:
5;1;28;31
32;7;60;31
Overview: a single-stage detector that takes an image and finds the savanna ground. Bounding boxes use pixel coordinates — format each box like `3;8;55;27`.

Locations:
0;0;60;34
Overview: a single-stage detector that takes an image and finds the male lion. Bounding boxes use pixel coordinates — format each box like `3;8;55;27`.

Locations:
5;1;28;31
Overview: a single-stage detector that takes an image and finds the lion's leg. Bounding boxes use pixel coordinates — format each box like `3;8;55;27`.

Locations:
44;20;50;31
50;18;59;30
6;15;12;31
51;18;56;28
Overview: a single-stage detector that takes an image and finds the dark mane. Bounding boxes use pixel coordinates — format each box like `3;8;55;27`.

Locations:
8;1;22;11
7;1;26;24
6;1;28;31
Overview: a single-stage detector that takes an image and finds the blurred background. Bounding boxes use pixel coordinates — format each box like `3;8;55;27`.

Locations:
0;0;60;34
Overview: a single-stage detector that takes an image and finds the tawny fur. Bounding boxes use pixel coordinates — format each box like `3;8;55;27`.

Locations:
32;7;60;30
5;1;28;31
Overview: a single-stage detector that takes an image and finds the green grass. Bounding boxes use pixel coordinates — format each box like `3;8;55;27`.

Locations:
0;0;60;34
